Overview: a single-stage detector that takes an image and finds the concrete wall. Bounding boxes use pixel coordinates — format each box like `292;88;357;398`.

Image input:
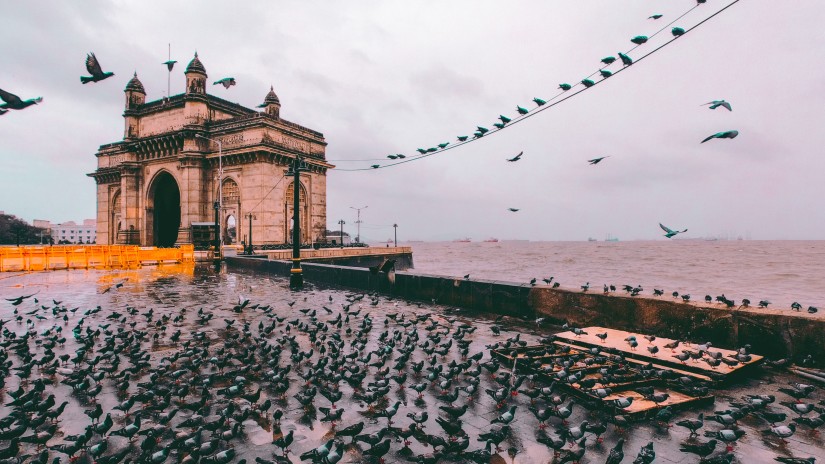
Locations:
225;256;825;365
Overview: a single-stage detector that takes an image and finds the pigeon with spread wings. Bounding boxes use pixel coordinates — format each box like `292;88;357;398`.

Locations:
80;53;114;84
660;223;687;239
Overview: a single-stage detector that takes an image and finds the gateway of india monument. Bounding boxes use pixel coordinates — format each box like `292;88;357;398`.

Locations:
89;53;333;247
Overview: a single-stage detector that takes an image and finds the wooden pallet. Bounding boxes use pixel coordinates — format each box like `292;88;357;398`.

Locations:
554;327;763;382
491;343;715;420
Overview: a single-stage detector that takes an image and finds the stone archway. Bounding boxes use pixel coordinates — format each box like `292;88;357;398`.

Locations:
147;171;181;247
110;190;121;245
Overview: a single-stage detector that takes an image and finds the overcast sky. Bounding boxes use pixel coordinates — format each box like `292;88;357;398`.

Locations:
1;1;823;241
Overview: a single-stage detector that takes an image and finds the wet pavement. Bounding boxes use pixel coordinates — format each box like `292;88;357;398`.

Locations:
0;264;822;464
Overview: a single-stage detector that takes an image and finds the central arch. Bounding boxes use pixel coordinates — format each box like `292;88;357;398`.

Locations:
147;171;181;247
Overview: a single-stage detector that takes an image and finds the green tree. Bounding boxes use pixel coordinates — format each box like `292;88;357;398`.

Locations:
0;214;48;245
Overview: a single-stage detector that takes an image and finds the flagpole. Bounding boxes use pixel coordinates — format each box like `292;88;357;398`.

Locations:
167;43;171;99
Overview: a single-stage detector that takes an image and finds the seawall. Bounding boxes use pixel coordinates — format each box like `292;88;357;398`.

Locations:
226;256;825;365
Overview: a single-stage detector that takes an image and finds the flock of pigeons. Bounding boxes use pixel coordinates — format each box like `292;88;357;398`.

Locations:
0;284;821;464
0;51;240;118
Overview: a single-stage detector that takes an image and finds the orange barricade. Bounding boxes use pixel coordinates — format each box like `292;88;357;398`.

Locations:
0;244;195;272
24;247;48;271
0;247;25;272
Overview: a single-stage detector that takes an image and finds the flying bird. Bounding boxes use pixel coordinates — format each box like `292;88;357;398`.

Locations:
649;14;663;19
701;130;739;143
162;60;177;71
702;100;732;111
0;88;42;111
506;151;523;162
508;208;520;212
80;53;115;84
588;156;609;165
660;223;688;239
213;78;237;89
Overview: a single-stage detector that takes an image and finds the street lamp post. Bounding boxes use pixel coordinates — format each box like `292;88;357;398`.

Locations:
286;156;308;289
349;205;367;243
196;134;223;258
337;219;345;248
245;213;256;254
393;223;398;247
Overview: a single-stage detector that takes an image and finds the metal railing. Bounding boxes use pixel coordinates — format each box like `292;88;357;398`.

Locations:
260;246;412;261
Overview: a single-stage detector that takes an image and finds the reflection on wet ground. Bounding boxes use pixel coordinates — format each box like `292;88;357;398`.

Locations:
0;265;822;464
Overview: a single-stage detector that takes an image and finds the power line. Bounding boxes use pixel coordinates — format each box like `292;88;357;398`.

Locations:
334;1;739;172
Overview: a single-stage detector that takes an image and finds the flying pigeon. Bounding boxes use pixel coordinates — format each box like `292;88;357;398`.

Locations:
702;100;732;111
701;130;739;143
213;78;236;89
588;156;609;165
0;88;42;110
508;208;520;212
80;53;115;84
506;151;523;162
660;223;688;238
162;60;177;71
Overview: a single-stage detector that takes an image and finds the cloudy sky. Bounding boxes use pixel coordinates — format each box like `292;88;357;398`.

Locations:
1;1;823;241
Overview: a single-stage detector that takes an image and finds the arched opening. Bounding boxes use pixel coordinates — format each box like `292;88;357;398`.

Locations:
110;190;121;244
148;171;181;247
221;179;240;245
225;215;237;244
285;182;309;244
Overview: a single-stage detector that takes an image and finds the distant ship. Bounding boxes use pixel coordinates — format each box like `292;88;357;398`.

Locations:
483;238;499;243
453;238;471;243
605;234;619;242
588;237;597;242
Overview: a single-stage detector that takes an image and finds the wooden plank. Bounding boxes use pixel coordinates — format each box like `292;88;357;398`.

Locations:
554;327;762;377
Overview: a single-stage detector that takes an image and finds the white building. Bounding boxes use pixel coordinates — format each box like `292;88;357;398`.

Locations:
51;219;97;244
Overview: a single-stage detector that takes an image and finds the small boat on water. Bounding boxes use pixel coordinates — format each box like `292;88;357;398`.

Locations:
453;238;471;243
483;238;499;243
587;237;597;242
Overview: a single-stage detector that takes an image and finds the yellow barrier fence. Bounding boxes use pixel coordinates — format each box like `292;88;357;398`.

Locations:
0;244;194;272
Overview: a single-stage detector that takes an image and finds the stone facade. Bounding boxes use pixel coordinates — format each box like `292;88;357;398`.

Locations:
88;53;332;247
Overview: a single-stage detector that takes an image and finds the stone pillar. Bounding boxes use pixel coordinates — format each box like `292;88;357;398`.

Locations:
95;182;110;245
175;155;204;245
117;164;141;245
